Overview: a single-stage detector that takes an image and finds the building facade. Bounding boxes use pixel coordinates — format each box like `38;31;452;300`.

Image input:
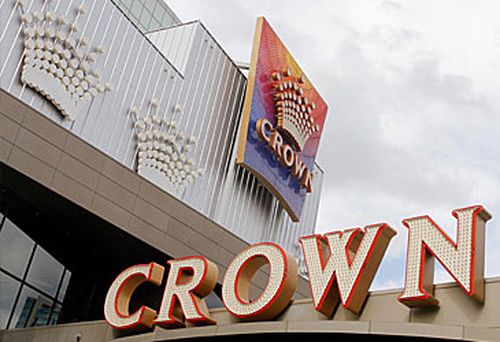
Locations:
0;0;321;333
3;1;498;341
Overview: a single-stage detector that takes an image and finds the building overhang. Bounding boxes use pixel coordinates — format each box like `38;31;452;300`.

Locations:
3;278;500;341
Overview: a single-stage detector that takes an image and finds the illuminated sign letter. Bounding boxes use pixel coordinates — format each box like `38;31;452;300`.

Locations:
222;242;297;320
300;224;396;316
256;118;273;143
104;262;164;331
398;205;491;307
292;156;307;180
155;257;219;327
300;168;314;193
269;130;283;159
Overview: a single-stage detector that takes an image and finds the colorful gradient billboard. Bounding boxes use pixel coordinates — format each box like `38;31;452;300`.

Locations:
237;17;329;222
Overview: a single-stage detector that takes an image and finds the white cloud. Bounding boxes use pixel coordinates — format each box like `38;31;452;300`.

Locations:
371;278;400;291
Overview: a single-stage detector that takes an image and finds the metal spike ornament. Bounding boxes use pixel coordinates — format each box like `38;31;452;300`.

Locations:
15;0;112;120
132;99;203;189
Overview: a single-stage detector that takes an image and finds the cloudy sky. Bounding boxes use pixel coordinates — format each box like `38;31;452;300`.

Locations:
167;0;500;290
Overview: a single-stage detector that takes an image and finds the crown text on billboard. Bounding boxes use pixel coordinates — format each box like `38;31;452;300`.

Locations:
256;118;314;192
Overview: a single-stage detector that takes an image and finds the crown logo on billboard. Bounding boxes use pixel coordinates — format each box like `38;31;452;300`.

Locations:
131;99;203;189
272;69;319;152
15;0;112;120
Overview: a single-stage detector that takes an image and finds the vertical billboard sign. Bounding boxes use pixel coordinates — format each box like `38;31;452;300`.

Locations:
237;17;329;222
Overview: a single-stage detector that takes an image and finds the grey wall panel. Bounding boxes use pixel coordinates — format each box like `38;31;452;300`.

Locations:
202;71;245;217
147;22;196;75
0;0;323;265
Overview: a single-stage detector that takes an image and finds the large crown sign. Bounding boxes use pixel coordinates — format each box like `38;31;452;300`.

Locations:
131;100;204;190
272;69;319;152
15;0;111;120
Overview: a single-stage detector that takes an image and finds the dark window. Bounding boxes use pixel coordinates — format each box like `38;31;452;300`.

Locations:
57;270;71;303
11;287;53;328
0;272;20;329
0;211;71;330
0;219;34;277
27;248;65;298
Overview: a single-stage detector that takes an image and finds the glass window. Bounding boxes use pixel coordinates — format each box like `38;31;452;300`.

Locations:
130;1;143;18
26;248;64;298
10;287;53;329
0;198;71;331
152;7;165;22
162;14;178;28
143;0;156;12
0;271;20;329
57;270;71;302
149;18;161;32
140;9;153;30
0;219;35;277
49;303;61;326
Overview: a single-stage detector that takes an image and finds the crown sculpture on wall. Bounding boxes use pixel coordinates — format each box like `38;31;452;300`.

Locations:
15;0;112;121
131;99;204;189
272;69;319;152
